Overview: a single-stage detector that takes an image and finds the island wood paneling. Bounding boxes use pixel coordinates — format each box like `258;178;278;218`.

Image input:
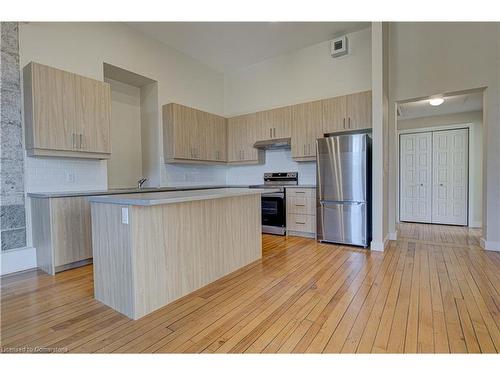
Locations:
91;194;262;319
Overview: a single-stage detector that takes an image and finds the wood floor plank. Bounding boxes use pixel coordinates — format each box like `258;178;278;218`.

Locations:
1;225;499;353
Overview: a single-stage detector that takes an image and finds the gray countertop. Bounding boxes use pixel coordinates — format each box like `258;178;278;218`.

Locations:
27;185;247;198
86;188;279;206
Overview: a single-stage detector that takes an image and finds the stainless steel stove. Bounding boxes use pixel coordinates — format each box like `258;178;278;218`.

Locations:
250;172;298;235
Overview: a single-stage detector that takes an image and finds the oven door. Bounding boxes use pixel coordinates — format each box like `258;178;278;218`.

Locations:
261;192;286;235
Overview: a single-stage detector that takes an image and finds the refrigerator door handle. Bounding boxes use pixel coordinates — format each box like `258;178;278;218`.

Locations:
320;200;364;205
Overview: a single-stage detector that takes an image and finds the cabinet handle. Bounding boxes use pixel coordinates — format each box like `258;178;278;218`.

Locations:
79;134;83;149
343;118;346;129
72;133;76;149
295;221;306;225
242;150;245;160
295;191;306;194
295;204;306;207
269;128;272;138
348;117;351;129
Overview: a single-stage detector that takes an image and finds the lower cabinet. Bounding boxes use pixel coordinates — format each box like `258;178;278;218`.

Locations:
31;196;92;275
286;187;316;238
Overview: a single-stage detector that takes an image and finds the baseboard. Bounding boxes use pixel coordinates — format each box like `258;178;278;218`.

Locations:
370;234;389;252
480;238;500;252
388;230;398;241
1;247;37;275
469;221;482;228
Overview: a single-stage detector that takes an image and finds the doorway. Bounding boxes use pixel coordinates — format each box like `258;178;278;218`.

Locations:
396;91;483;228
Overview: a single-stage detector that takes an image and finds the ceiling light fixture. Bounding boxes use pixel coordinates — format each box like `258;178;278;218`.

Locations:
429;97;444;106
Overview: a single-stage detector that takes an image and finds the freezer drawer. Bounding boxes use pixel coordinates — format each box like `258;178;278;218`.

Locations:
317;201;368;247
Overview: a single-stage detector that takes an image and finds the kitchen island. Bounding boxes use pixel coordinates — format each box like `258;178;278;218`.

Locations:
88;188;273;319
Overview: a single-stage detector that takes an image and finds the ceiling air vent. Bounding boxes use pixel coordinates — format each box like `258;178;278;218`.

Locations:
330;36;348;58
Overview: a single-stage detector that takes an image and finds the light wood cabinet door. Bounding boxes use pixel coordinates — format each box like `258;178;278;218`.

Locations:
26;63;76;151
51;197;92;267
213;115;227;162
74;76;111;154
163;103;197;161
346;90;372;130
322;96;347;134
227;113;259;163
24;62;111;159
291;101;322;160
257;106;291;140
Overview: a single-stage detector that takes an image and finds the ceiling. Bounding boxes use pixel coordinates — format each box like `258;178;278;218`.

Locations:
126;22;370;73
397;92;483;120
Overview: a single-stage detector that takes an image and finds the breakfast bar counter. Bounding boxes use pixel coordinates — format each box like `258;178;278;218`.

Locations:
87;188;274;319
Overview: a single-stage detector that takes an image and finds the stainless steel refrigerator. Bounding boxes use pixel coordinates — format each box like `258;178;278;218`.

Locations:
316;133;371;247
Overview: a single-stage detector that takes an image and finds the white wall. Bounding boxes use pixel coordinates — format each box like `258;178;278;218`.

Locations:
388;22;500;250
224;27;372;116
226;150;316;186
106;78;143;189
18;22;226;257
398;111;483;227
224;27;372;185
371;22;390;250
19;22;225;194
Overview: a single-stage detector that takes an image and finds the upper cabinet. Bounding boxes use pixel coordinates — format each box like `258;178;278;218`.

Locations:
346;91;372;130
291;100;323;161
256;106;292;141
23;62;111;159
322;90;372;134
163;103;227;164
162;90;371;165
227;113;261;164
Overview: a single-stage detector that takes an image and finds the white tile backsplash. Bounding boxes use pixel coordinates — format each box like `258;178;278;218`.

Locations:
25;149;315;194
25;156;107;193
161;163;227;187
226;149;316;185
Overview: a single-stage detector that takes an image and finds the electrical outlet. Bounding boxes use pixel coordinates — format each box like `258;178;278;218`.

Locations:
121;207;129;224
66;171;75;183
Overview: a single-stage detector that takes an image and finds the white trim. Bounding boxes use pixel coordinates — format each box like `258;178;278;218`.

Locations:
480;238;500;252
1;247;37;275
388;230;398;241
469;221;482;228
370;234;389;251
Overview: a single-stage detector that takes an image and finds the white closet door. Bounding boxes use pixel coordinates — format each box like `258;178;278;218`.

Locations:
400;132;433;223
432;129;468;225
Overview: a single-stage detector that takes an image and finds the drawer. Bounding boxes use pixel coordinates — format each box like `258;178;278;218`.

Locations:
287;213;315;233
286;187;316;199
287;196;316;215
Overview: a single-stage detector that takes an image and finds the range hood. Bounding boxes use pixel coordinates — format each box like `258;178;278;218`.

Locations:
253;137;291;150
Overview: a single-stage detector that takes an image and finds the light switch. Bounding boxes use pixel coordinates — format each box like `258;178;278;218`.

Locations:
121;207;129;224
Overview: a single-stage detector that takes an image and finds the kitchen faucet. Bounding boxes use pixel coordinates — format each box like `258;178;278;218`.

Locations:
138;178;147;188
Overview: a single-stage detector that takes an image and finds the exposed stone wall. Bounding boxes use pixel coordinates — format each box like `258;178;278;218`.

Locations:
1;22;26;251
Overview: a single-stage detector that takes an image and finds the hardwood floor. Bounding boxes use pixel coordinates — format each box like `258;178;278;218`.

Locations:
1;223;499;353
